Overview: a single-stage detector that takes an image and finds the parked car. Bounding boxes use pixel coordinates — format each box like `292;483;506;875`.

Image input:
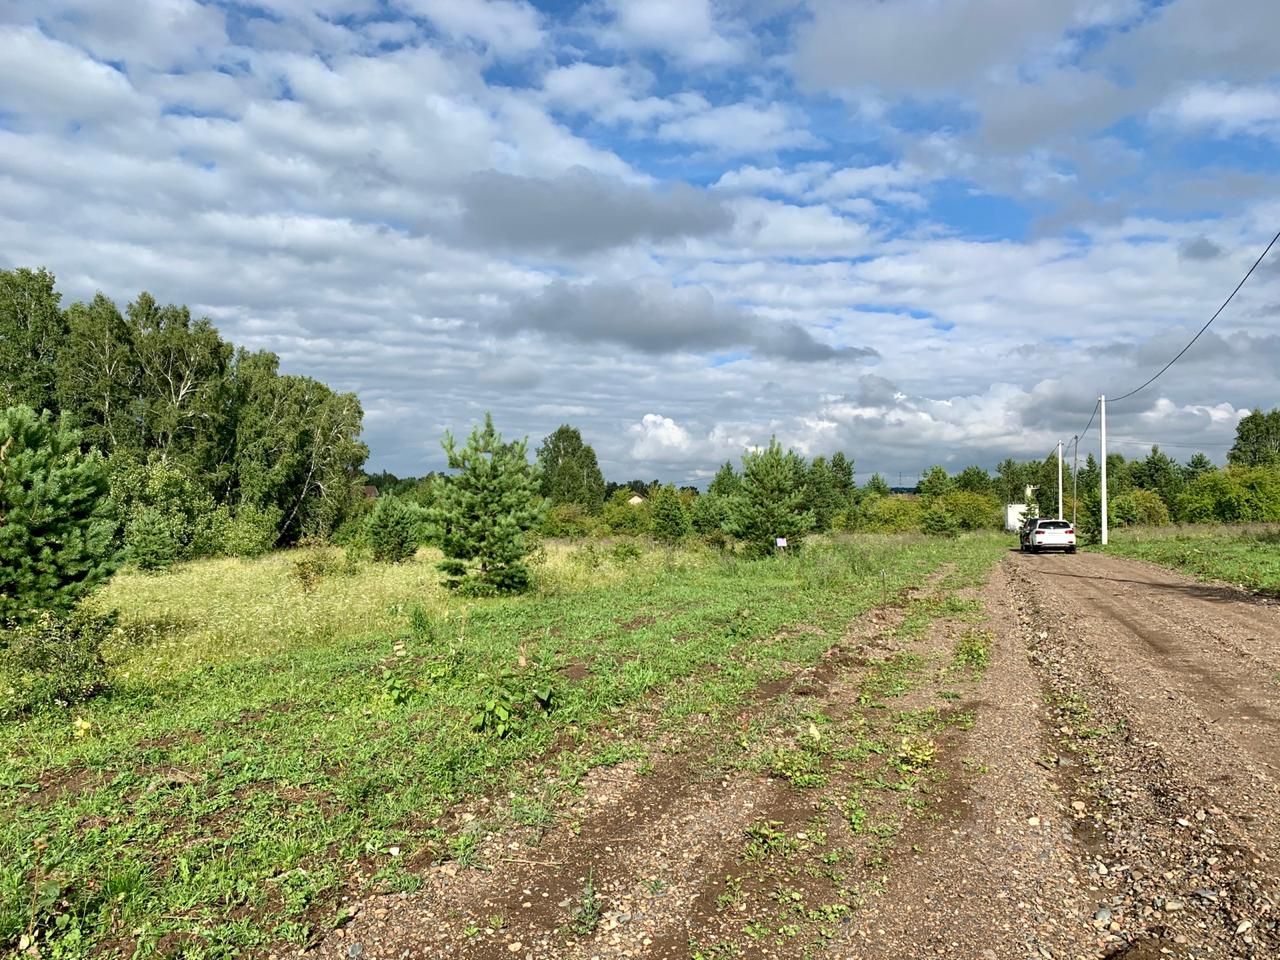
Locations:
1020;518;1076;553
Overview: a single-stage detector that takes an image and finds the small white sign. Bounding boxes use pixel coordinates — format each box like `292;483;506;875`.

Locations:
775;537;788;548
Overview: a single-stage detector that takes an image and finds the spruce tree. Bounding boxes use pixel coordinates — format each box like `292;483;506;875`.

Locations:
432;414;542;594
726;439;814;556
0;407;120;623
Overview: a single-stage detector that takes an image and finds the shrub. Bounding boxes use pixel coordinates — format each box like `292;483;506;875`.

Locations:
602;489;651;535
0;609;114;719
936;491;1002;531
1112;489;1170;527
124;505;182;571
608;539;642;565
650;485;691;543
921;505;960;537
540;503;600;539
220;504;282;558
857;495;923;533
112;458;218;570
367;496;423;564
0;407;119;623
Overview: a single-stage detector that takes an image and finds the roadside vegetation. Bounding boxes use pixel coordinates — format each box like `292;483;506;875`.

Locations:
1100;524;1280;595
1;533;1005;957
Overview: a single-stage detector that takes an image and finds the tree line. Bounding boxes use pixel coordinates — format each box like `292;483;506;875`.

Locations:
1;267;368;568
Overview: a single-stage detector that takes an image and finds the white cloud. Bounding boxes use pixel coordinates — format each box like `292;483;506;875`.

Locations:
597;0;745;66
658;103;821;155
0;25;148;126
1155;83;1280;142
402;0;544;57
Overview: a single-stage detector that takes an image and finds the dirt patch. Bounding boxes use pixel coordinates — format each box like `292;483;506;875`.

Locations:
617;615;656;632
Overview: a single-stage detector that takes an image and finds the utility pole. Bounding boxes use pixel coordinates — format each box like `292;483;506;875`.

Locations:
1071;435;1079;529
1057;440;1064;521
1100;395;1109;546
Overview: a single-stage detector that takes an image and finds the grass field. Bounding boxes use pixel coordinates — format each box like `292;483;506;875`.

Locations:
1100;524;1280;595
2;534;1006;959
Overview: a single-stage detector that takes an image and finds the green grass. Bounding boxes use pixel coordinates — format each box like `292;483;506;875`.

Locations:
1099;524;1280;594
1;533;1006;958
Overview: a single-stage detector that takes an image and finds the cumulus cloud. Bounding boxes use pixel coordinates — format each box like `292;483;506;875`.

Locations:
501;280;878;363
455;168;734;254
403;0;544;57
1155;83;1280;142
595;0;746;66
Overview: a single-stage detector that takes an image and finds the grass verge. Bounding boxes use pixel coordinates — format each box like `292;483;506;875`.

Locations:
1;533;1005;958
1097;524;1280;595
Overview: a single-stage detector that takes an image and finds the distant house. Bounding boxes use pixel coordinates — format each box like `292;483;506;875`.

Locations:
362;485;379;500
627;493;646;506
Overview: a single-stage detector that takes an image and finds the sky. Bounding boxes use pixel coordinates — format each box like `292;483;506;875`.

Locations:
1;0;1278;485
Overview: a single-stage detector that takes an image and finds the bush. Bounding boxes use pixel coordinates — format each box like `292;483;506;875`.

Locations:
936;491;1002;531
0;407;120;622
1112;489;1170;527
857;495;923;533
1;609;114;719
540;503;601;539
650;485;691;543
602;489;651;535
112;458;219;570
921;505;960;537
220;504;283;558
367;496;424;564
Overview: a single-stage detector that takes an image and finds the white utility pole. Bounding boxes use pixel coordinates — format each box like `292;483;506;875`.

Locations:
1099;395;1109;546
1057;441;1064;520
1071;435;1079;529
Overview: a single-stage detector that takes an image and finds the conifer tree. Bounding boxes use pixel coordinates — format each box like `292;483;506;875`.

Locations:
726;439;814;556
432;414;542;593
0;407;119;623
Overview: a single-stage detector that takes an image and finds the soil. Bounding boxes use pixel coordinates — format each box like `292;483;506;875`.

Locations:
300;552;1280;960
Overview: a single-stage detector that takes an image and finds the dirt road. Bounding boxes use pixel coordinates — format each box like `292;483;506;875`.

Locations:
313;552;1280;960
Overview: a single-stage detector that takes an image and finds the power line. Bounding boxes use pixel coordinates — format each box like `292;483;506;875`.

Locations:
1109;228;1280;404
1106;436;1233;450
1078;399;1100;443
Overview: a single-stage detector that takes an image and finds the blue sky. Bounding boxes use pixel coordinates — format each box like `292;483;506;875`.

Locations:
1;0;1277;482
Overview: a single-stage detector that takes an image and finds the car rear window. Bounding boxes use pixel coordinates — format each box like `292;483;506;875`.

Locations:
1038;521;1071;529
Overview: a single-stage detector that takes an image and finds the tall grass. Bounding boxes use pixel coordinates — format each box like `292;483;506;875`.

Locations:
1101;523;1280;594
2;533;1006;959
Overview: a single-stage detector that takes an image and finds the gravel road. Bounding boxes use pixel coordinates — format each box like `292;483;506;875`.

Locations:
307;551;1280;960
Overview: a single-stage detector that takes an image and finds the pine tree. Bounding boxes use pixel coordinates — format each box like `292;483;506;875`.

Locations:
650;484;690;543
432;414;542;594
726;439;814;556
864;473;891;497
0;407;120;623
708;461;740;498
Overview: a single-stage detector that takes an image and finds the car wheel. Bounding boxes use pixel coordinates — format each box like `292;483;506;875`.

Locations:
1067;547;1076;554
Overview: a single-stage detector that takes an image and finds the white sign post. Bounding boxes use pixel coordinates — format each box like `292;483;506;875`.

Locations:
775;537;788;549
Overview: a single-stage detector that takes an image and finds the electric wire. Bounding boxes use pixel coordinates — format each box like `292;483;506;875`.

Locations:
1108;228;1280;404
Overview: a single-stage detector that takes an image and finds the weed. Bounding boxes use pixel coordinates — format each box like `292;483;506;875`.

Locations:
894;735;937;771
952;629;992;675
744;820;792;860
569;870;602;935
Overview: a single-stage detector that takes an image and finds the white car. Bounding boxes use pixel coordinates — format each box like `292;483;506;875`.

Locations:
1021;518;1076;554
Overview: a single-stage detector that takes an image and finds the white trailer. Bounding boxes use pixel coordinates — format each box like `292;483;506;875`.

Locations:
1005;503;1028;532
